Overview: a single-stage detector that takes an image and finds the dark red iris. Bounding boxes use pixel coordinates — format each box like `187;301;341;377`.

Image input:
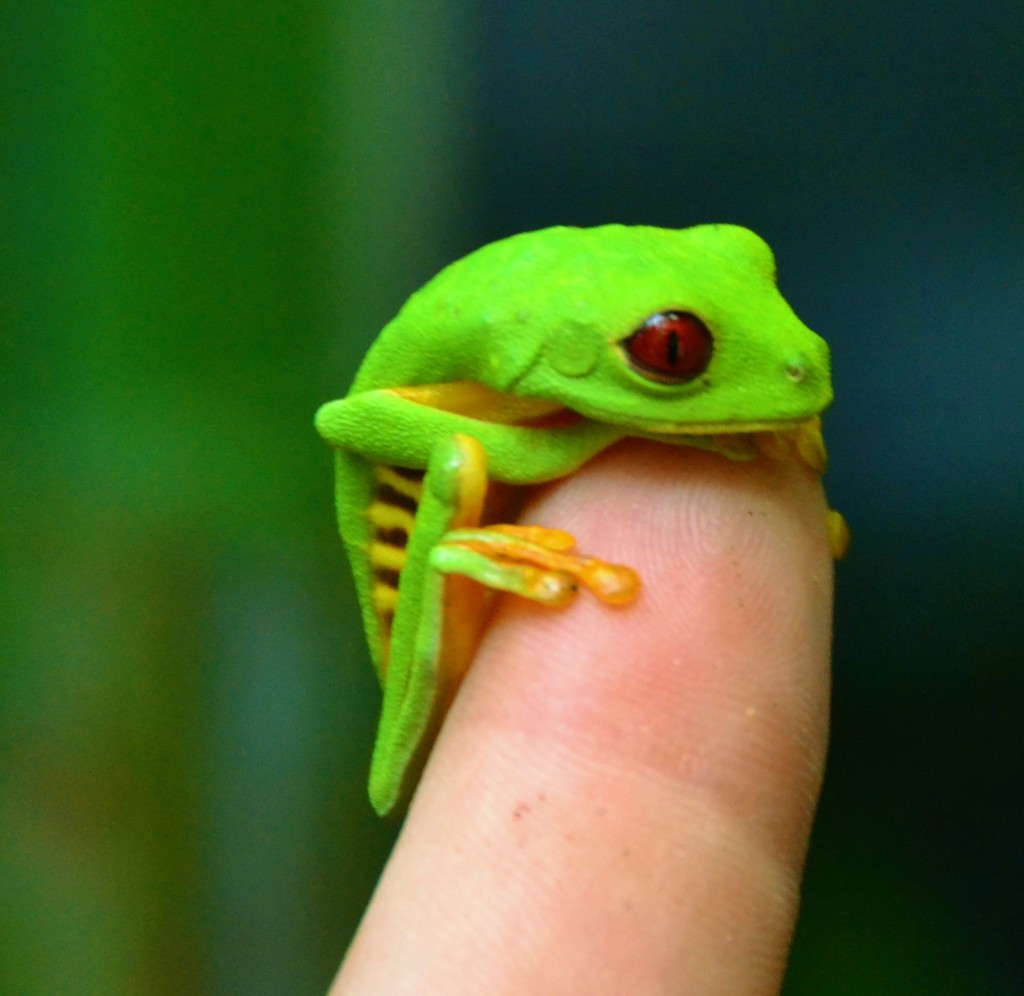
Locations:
623;311;713;382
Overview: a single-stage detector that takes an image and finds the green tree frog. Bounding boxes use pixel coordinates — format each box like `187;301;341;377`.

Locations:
316;223;847;817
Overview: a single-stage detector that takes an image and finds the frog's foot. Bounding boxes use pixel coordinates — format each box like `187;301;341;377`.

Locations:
429;523;640;608
757;416;828;474
757;416;850;560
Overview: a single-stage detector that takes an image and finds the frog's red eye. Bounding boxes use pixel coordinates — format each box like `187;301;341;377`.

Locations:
622;312;713;382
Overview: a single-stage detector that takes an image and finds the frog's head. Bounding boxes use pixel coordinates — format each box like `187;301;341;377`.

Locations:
480;224;831;441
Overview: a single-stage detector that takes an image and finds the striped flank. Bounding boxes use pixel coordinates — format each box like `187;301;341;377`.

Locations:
367;464;425;659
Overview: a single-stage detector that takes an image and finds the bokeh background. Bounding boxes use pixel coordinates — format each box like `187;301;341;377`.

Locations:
4;2;1022;993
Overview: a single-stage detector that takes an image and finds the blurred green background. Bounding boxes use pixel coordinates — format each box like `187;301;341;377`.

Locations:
3;2;1021;993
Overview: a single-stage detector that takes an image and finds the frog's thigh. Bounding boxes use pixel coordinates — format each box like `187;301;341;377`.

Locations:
368;432;489;815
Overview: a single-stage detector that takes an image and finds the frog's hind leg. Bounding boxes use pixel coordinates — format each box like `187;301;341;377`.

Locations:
371;432;639;816
369;433;491;816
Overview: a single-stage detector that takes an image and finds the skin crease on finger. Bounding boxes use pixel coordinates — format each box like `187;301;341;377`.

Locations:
332;441;835;996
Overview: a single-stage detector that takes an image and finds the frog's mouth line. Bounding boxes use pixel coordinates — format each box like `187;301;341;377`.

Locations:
517;403;829;476
639;416;828;474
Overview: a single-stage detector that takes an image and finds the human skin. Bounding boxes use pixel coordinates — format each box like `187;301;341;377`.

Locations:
330;440;834;995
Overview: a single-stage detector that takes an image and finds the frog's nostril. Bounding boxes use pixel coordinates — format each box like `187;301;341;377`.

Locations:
785;360;806;383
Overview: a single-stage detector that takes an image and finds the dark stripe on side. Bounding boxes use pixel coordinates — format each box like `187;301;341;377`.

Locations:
376;483;418;514
375;567;401;589
390;465;425;482
377;526;409;546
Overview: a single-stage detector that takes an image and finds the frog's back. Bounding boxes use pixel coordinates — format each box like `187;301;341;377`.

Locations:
350;223;774;394
350;227;578;392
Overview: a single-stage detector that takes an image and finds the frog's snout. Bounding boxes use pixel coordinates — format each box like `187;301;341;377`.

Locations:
773;336;833;418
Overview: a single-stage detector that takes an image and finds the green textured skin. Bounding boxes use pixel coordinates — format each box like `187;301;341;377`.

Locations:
351;223;831;421
315;223;834;815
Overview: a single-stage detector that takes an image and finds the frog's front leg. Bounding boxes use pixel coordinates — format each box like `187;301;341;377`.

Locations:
371;432;637;816
431;522;639;606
